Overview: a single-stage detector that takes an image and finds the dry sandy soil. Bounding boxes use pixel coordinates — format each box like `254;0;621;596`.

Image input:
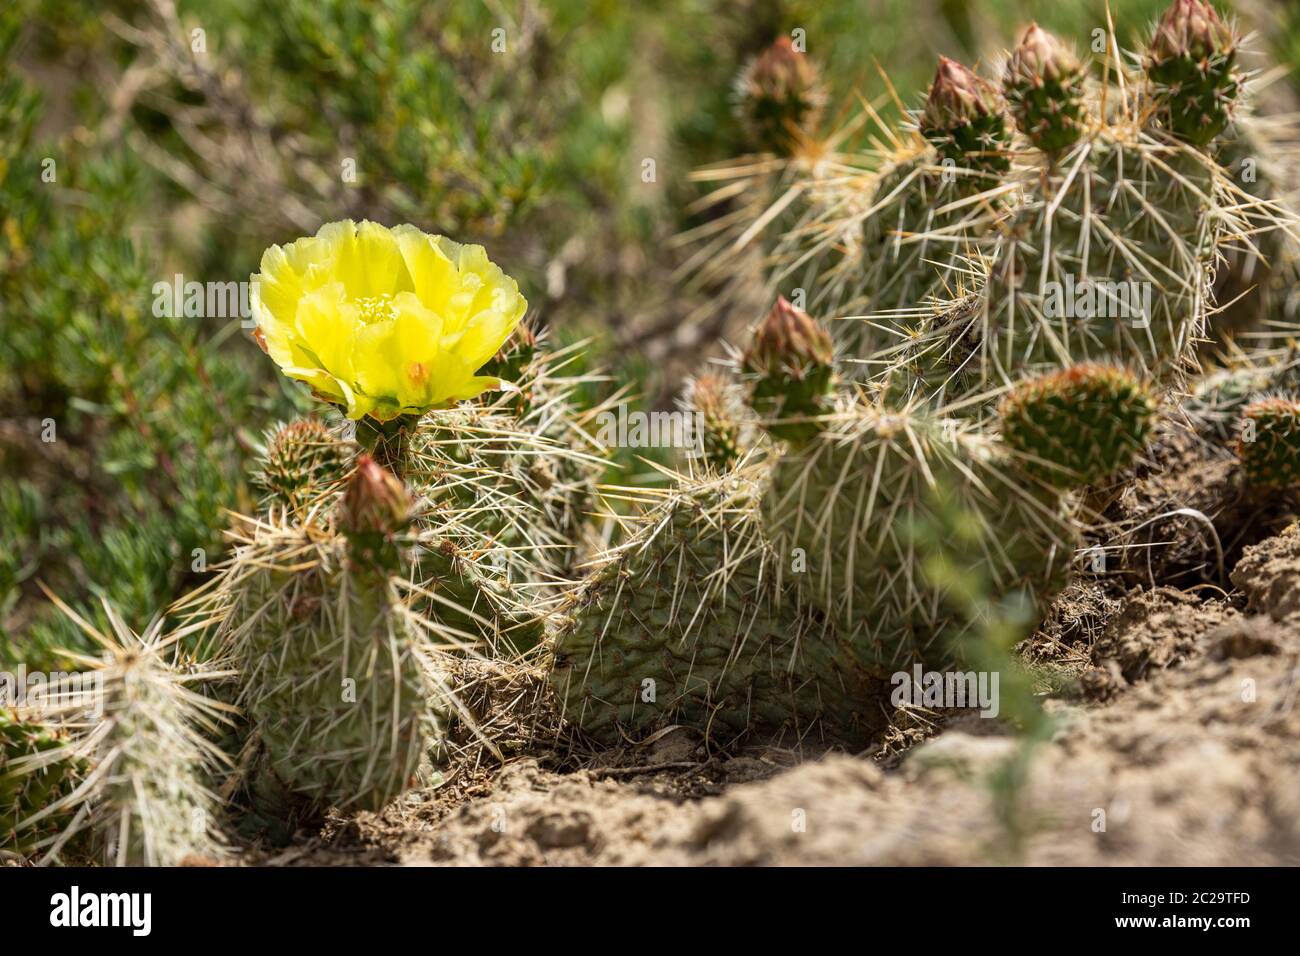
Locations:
252;497;1300;866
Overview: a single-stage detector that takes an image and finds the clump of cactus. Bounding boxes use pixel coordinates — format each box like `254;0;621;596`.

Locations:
912;53;1224;397
558;0;1299;749
552;300;1163;744
694;4;1289;404
10;2;1300;866
1237;398;1300;490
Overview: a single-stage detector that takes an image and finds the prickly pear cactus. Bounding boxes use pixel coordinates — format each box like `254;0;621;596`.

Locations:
762;400;1074;663
0;709;83;860
550;466;887;745
220;457;448;813
999;364;1157;487
1238;398;1300;490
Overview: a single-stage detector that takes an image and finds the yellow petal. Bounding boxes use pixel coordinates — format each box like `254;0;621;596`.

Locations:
293;282;356;382
394;224;459;314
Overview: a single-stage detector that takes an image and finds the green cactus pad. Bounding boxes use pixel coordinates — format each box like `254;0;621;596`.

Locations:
1238;398;1300;490
550;467;887;745
254;419;352;514
1;709;83;859
906;126;1226;404
763;403;1074;667
999;365;1157;487
222;522;446;814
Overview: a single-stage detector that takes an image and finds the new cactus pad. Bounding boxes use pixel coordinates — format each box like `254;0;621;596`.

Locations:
898;9;1253;404
683;372;754;471
253;419;351;515
1003;24;1087;155
1238;398;1300;490
999;364;1157;487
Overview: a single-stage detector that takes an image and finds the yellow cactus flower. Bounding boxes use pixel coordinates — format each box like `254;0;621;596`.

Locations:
251;220;527;421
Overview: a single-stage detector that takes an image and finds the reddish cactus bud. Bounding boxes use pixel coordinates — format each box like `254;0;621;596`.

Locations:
736;37;826;155
1147;0;1240;145
920;57;1010;186
339;454;411;536
1004;24;1087;152
742;296;835;442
